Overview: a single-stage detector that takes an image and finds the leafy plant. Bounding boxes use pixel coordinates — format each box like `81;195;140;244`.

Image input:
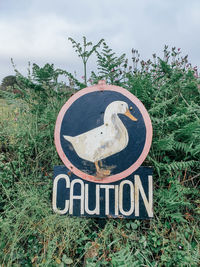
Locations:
68;36;104;85
0;39;199;266
91;41;127;85
0;75;18;92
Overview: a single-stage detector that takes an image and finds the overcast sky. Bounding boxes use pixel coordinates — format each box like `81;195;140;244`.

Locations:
0;0;199;83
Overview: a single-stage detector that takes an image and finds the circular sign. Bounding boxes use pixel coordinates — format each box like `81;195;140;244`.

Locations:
55;81;152;183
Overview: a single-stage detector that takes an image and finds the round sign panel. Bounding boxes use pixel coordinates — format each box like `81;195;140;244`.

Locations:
55;81;152;183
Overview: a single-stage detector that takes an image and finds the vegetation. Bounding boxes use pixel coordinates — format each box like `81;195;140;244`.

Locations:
0;75;18;92
0;38;199;266
68;36;104;85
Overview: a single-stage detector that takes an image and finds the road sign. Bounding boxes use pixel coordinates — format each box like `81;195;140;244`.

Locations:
54;80;152;183
53;81;153;219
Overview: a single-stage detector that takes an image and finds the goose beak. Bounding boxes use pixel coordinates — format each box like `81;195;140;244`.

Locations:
125;109;137;121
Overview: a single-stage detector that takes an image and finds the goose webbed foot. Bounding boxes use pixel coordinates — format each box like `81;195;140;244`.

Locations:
95;161;111;178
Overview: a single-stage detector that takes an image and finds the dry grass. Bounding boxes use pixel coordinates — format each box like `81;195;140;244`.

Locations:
0;99;16;121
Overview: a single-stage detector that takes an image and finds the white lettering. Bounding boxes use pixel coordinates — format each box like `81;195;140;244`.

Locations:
52;174;70;214
53;173;153;218
85;184;100;215
69;179;85;215
100;185;114;215
115;185;119;215
119;180;134;216
135;175;153;217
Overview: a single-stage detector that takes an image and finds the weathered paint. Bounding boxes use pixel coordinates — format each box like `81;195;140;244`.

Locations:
63;101;136;163
54;81;153;183
52;166;153;219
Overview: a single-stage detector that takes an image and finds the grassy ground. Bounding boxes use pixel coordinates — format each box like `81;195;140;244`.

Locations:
0;95;199;267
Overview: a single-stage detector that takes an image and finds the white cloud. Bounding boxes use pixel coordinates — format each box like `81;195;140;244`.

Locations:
0;0;200;82
0;15;80;60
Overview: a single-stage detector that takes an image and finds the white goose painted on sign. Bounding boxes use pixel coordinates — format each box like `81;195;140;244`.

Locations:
63;101;137;177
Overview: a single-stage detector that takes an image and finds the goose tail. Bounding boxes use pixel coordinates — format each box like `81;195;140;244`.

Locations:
63;135;74;144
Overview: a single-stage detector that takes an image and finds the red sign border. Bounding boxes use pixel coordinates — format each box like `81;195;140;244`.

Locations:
54;81;153;183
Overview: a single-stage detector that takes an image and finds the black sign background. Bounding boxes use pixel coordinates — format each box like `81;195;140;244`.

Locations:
60;91;146;176
53;166;153;219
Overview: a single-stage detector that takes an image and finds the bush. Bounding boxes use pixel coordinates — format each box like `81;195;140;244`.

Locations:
1;75;18;93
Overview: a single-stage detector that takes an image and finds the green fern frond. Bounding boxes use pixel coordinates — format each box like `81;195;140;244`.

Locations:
190;144;200;156
162;160;198;172
175;121;200;140
94;41;126;84
155;137;174;152
149;96;177;114
56;69;85;89
150;116;164;125
172;141;191;154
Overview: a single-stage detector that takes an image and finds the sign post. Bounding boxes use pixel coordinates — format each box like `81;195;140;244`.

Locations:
53;80;153;219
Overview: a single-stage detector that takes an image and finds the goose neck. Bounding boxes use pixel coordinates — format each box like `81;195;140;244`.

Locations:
104;112;123;127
